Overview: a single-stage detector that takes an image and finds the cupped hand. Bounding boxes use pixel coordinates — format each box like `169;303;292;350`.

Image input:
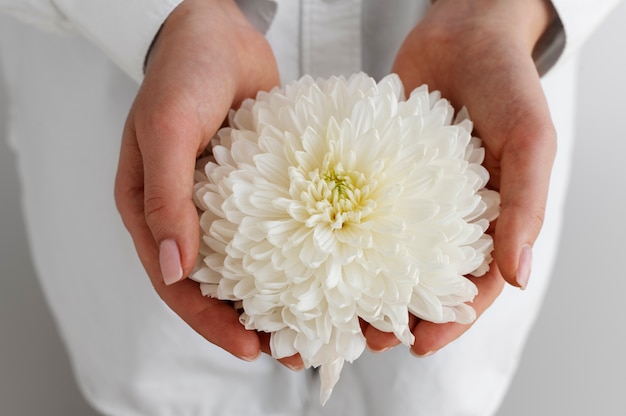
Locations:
114;0;302;369
365;0;557;355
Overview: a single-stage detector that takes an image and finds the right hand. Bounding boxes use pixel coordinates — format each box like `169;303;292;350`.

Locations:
114;0;303;369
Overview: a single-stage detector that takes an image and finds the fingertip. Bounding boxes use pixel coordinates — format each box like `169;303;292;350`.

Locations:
410;321;462;356
231;329;262;362
494;226;534;290
159;239;184;286
145;197;201;283
239;349;262;363
410;348;435;358
258;332;304;370
515;245;533;290
493;211;537;290
279;355;305;372
233;336;262;362
364;328;400;353
366;343;392;354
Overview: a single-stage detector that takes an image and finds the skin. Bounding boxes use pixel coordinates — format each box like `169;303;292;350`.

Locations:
115;0;556;367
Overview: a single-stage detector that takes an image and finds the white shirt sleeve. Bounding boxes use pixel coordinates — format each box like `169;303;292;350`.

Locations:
0;0;70;32
0;0;277;83
543;0;624;71
51;0;184;83
0;0;183;83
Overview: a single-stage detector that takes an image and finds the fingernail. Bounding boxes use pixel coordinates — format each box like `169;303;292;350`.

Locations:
516;245;533;290
367;343;391;353
411;349;435;358
240;350;261;362
283;361;305;372
159;239;183;286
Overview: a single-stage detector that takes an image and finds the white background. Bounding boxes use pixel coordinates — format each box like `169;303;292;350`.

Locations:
1;3;625;415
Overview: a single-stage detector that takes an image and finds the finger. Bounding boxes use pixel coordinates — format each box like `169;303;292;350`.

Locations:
410;263;505;356
115;125;261;360
138;113;204;284
363;324;403;353
132;79;233;285
258;333;304;371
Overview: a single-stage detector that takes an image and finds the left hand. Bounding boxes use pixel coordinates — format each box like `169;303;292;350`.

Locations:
364;0;557;355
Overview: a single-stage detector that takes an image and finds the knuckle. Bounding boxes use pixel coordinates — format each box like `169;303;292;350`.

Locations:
500;199;547;240
140;108;180;138
112;180;144;233
528;207;546;234
113;178;134;210
143;191;170;230
511;203;546;237
508;116;557;159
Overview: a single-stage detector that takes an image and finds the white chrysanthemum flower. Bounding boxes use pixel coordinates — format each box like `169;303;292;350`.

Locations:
191;73;500;404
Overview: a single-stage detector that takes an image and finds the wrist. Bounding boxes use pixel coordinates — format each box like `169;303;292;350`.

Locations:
429;0;556;53
144;0;245;74
515;0;556;51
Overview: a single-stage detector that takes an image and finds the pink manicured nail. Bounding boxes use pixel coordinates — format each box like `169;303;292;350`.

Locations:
159;239;183;286
516;245;533;290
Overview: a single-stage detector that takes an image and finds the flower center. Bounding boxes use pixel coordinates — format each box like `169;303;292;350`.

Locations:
303;163;375;230
323;169;354;200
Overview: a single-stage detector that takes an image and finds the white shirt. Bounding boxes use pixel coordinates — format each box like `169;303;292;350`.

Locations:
0;0;622;82
0;1;622;415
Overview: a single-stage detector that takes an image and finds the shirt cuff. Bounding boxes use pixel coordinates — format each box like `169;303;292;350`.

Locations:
532;2;565;76
52;0;184;83
235;0;277;34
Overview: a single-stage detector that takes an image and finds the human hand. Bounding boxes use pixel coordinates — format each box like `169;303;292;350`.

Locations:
114;0;303;369
364;0;557;355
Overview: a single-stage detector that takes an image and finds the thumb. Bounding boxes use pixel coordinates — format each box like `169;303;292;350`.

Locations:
139;115;212;286
492;106;556;290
